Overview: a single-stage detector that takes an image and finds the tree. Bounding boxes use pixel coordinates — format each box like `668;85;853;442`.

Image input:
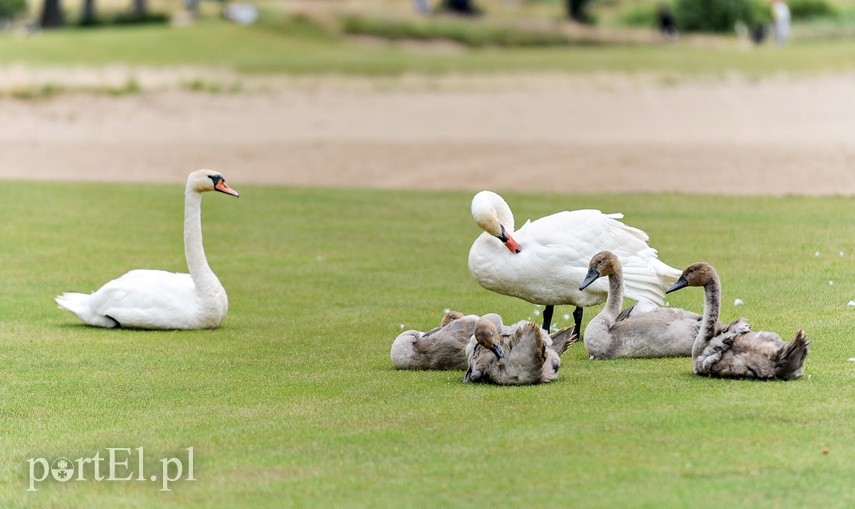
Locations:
39;0;64;28
0;0;27;20
80;0;97;25
132;0;147;18
565;0;593;23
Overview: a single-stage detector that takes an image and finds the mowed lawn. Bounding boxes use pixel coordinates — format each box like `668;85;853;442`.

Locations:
1;182;853;507
4;18;855;77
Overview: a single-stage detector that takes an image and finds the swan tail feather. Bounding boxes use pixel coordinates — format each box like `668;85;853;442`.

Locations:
55;292;118;328
548;326;578;356
775;330;809;380
620;258;683;306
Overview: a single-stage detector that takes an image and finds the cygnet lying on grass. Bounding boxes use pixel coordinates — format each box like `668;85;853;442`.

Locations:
391;311;477;370
464;314;576;385
667;262;809;380
579;251;700;359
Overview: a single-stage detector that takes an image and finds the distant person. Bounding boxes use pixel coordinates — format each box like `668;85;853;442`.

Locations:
184;0;199;17
413;0;431;14
771;0;791;45
657;5;677;41
751;23;768;44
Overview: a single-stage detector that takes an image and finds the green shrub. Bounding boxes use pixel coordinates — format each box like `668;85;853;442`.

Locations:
111;11;170;25
618;3;658;28
77;16;106;27
73;11;170;28
674;0;771;32
0;0;26;20
788;0;838;20
340;15;580;48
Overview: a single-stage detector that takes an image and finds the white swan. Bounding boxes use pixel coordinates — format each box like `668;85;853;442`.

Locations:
468;190;681;335
55;169;239;329
666;262;809;380
579;251;699;359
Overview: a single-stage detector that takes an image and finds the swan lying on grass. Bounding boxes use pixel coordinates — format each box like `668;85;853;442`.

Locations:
667;262;809;380
391;311;476;370
56;169;239;330
579;251;700;359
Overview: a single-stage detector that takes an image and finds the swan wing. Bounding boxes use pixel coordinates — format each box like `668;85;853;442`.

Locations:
87;270;200;329
392;318;474;371
505;322;548;383
518;210;680;305
419;315;479;370
615;298;660;321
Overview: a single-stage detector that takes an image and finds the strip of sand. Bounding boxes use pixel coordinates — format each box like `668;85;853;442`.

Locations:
2;72;853;195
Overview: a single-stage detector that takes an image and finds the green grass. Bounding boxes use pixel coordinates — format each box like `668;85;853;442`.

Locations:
1;181;853;507
4;17;855;77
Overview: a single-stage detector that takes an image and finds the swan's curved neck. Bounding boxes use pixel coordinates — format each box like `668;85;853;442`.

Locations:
473;193;516;235
184;188;219;293
492;200;515;233
696;273;721;357
604;268;624;319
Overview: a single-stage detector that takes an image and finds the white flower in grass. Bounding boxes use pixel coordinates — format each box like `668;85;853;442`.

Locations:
829;280;834;286
533;309;540;317
814;251;821;257
734;299;744;306
399;323;405;330
848;300;855;307
563;313;570;321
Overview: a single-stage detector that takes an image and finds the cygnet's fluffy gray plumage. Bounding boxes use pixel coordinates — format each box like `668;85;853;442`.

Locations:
391;311;476;370
464;314;576;385
579;251;700;359
667;262;809;380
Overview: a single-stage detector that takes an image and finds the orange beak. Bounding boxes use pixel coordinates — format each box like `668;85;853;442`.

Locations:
215;179;240;197
503;233;521;254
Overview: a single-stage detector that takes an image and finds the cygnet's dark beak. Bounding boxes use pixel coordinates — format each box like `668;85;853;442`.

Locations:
666;276;689;294
579;267;600;291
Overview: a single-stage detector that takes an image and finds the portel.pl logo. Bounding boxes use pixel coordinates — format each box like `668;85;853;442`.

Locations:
26;447;195;492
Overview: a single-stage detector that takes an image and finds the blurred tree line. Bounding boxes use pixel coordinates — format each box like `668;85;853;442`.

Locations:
439;0;837;29
0;0;155;27
40;0;151;27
